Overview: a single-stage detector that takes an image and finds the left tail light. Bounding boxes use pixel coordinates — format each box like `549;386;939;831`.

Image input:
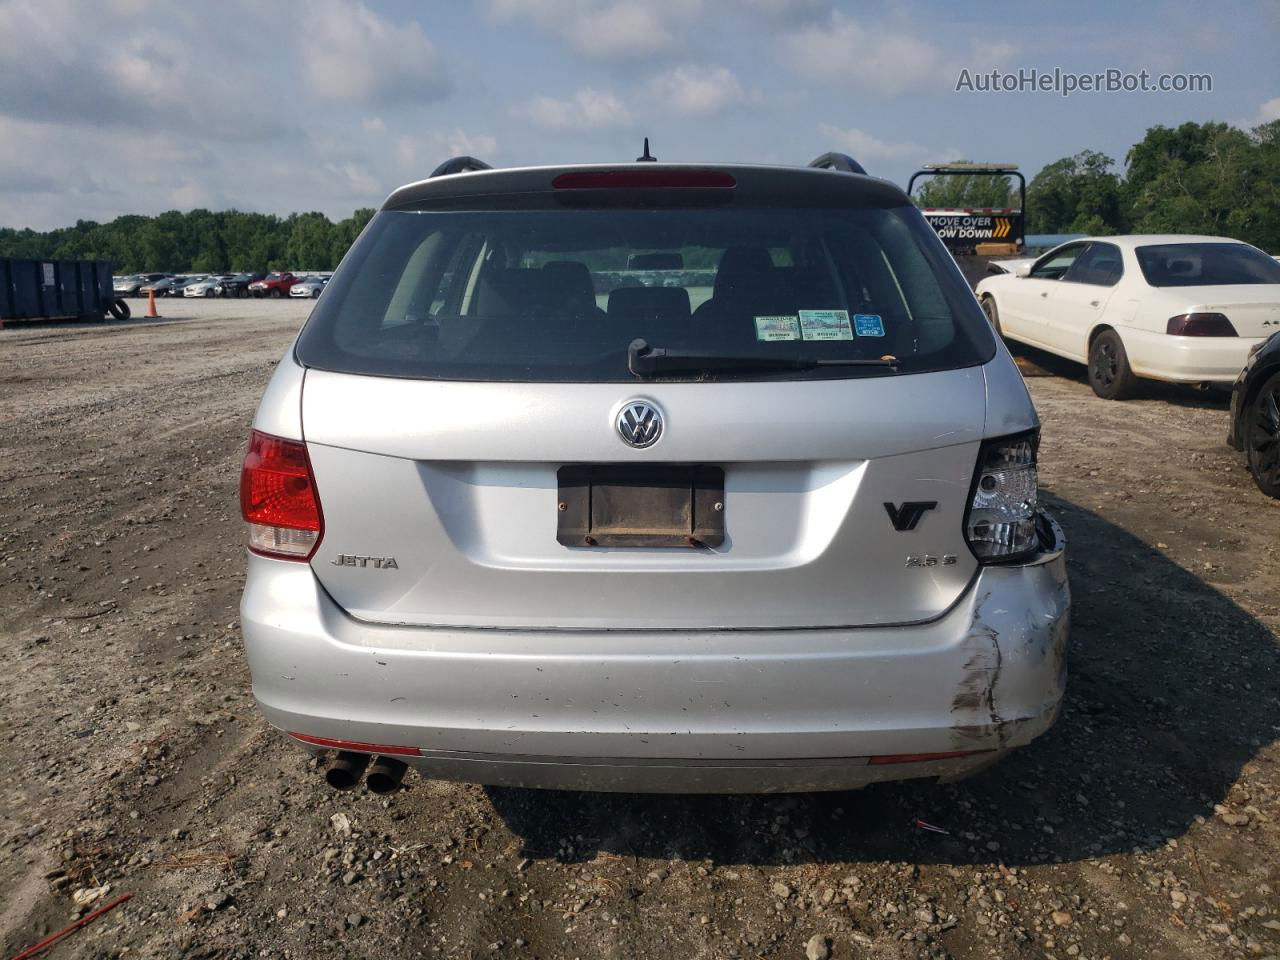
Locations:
240;430;323;560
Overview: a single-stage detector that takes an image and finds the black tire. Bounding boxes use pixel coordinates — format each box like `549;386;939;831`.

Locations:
204;288;216;298
108;299;130;320
270;288;282;298
1246;371;1280;499
1088;329;1138;400
981;296;1002;337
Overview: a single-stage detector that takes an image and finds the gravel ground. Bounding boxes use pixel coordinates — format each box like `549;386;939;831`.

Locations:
1;300;1278;960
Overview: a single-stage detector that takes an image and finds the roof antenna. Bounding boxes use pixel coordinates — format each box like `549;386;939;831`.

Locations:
636;137;657;162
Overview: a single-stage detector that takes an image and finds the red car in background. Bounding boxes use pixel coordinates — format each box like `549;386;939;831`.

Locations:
248;272;297;298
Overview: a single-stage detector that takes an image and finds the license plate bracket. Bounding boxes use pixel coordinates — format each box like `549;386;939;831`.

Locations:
556;464;725;548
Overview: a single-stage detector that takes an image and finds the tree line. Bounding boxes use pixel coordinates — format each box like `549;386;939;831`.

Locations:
910;120;1280;252
0;208;376;273
2;119;1279;270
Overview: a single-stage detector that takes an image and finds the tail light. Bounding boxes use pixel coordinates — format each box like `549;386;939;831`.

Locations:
1166;312;1237;336
965;430;1039;563
239;430;323;560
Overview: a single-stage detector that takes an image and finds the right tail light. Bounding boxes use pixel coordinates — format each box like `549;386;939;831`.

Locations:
965;430;1039;563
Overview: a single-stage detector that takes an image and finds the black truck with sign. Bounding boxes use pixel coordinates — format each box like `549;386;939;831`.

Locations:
908;163;1027;286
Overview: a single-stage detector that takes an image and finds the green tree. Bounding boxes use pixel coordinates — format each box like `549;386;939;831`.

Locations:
1125;121;1280;251
913;165;1015;209
330;208;375;266
1025;150;1125;235
285;212;336;270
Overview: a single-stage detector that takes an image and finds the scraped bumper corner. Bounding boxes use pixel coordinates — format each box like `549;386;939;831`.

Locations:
947;510;1070;756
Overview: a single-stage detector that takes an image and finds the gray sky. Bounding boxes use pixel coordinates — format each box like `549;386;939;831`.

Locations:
0;0;1276;230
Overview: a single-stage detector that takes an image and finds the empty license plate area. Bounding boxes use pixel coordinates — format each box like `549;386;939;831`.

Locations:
556;465;725;548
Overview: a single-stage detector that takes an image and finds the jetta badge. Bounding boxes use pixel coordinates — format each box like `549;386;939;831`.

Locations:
331;554;398;569
616;400;663;448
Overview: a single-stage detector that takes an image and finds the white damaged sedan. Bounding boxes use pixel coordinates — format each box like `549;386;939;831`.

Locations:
976;235;1280;398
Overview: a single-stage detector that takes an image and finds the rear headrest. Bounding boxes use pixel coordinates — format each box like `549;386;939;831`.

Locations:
607;285;691;323
541;260;596;312
475;264;600;316
714;246;775;298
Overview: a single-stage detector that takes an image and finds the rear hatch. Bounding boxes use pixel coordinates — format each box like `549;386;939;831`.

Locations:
294;165;1000;630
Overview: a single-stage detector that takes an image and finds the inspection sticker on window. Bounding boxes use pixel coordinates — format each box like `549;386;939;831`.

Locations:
853;313;885;337
798;309;853;341
753;315;800;341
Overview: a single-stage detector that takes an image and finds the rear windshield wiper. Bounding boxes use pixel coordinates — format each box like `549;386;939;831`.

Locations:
627;338;898;378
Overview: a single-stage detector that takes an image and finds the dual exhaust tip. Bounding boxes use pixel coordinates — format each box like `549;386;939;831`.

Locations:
324;752;409;794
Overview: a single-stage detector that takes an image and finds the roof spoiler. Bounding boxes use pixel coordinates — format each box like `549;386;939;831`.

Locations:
429;156;493;178
808;152;867;176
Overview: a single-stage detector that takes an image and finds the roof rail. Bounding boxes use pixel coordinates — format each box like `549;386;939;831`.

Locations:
429;156;493;178
808;152;867;176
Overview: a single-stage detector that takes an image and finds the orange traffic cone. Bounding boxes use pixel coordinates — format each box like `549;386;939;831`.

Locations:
146;289;160;318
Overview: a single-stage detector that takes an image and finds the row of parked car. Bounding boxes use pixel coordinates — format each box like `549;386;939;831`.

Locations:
112;271;331;299
974;233;1280;498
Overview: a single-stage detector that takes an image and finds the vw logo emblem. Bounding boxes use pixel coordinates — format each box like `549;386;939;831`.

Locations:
616;400;663;448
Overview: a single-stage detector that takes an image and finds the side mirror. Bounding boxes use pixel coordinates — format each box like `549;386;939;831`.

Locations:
1014;263;1033;278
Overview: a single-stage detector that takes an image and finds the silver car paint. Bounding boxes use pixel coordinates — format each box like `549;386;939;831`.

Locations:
242;331;1065;791
300;365;1002;630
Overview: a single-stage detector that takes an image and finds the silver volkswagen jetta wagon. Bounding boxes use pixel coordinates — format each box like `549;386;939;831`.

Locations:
240;153;1069;795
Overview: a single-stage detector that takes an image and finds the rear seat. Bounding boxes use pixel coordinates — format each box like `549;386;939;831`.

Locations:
607;286;691;343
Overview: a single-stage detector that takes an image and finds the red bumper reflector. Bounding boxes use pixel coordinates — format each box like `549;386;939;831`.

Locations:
868;749;991;765
552;170;736;190
288;732;420;757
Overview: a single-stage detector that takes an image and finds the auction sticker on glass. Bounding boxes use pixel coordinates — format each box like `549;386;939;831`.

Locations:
854;314;885;337
799;309;853;341
754;315;801;341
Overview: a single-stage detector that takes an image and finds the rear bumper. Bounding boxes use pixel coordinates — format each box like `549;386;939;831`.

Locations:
241;517;1069;793
1123;327;1262;384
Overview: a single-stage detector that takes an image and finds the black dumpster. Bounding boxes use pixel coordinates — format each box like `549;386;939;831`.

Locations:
0;257;116;325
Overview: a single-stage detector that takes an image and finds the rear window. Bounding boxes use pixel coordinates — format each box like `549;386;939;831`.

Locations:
295;201;995;382
1136;242;1280;287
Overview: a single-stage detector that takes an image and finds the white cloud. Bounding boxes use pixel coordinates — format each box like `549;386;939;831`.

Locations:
301;0;450;105
0;0;283;140
324;162;383;196
0;115;224;227
646;66;748;116
782;13;987;97
816;124;927;162
515;88;633;130
1241;96;1280;129
487;0;701;57
737;0;825;22
394;130;499;174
